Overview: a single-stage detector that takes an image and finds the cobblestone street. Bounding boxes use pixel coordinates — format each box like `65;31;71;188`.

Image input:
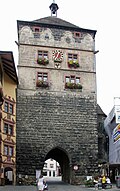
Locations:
0;179;119;191
0;184;119;191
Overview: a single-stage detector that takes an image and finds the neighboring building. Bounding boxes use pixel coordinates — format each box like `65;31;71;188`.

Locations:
104;106;120;183
0;51;18;185
16;2;99;184
43;158;60;177
97;105;108;176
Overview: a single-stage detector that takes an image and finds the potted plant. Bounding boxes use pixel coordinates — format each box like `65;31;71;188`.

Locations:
76;83;82;89
65;82;82;89
36;80;49;88
73;60;79;68
65;82;76;89
37;58;49;65
68;60;79;68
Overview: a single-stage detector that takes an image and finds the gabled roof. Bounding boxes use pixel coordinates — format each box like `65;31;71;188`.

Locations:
33;16;80;29
17;16;97;37
0;51;18;84
33;16;97;34
97;104;107;116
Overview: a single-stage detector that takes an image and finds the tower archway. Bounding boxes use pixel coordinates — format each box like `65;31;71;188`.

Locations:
45;147;70;183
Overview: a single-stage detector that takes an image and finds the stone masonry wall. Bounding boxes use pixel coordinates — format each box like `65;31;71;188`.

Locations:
16;91;98;177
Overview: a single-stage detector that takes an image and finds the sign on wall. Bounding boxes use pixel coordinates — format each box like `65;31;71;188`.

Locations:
114;97;120;124
113;124;120;143
115;108;120;124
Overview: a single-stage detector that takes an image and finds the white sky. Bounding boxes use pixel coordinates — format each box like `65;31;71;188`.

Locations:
0;0;120;115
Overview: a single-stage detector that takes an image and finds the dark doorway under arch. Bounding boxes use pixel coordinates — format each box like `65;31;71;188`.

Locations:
45;147;70;183
4;167;13;185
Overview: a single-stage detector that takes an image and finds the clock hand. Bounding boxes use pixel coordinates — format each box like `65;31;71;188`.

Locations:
56;52;60;58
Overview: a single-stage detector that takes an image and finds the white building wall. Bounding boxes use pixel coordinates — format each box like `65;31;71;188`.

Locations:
43;159;60;177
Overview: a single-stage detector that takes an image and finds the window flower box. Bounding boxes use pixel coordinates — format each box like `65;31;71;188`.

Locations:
68;60;79;68
65;82;82;89
37;58;49;65
36;80;49;88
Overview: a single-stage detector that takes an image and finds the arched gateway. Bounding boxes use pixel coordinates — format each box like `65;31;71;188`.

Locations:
45;147;70;183
16;2;99;185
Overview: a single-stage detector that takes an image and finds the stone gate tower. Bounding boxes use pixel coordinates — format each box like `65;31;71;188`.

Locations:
16;2;98;184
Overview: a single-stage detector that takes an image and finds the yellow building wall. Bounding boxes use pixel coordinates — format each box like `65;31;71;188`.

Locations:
3;73;17;101
0;72;17;185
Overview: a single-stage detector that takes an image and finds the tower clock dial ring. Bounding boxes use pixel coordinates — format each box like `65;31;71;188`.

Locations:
52;50;63;62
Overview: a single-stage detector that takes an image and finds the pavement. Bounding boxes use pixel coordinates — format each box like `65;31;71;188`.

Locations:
0;177;119;191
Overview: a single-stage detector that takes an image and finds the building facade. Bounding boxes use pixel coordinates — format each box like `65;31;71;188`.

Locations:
0;51;18;185
97;105;108;176
16;2;99;184
43;158;60;177
104;106;120;183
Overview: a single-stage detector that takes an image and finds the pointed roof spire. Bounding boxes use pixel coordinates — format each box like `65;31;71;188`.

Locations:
49;0;59;17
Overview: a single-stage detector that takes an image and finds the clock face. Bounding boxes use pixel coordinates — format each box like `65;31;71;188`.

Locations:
52;50;63;62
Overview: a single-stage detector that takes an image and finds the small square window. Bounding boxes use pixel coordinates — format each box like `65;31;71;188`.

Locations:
74;32;81;38
4;145;8;155
9;147;13;156
4;101;14;114
4;102;9;113
38;51;48;60
76;77;80;84
9;125;13;135
71;76;75;83
10;104;13;114
50;164;54;168
73;54;77;60
68;54;72;60
4;145;14;156
34;27;40;32
4;123;13;135
65;77;70;83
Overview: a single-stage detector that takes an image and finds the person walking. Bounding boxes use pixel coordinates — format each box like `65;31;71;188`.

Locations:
37;174;45;191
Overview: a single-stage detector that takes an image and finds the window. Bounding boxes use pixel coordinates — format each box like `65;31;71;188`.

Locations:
4;145;14;156
38;51;48;60
38;73;48;82
9;104;13;114
65;76;82;89
74;32;81;38
4;123;13;135
36;73;49;88
68;54;79;68
50;164;54;168
34;27;40;32
33;27;40;38
68;54;78;61
76;77;80;84
37;51;49;64
65;76;80;84
4;102;9;113
4;101;14;114
4;145;8;155
9;146;13;156
65;77;70;83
